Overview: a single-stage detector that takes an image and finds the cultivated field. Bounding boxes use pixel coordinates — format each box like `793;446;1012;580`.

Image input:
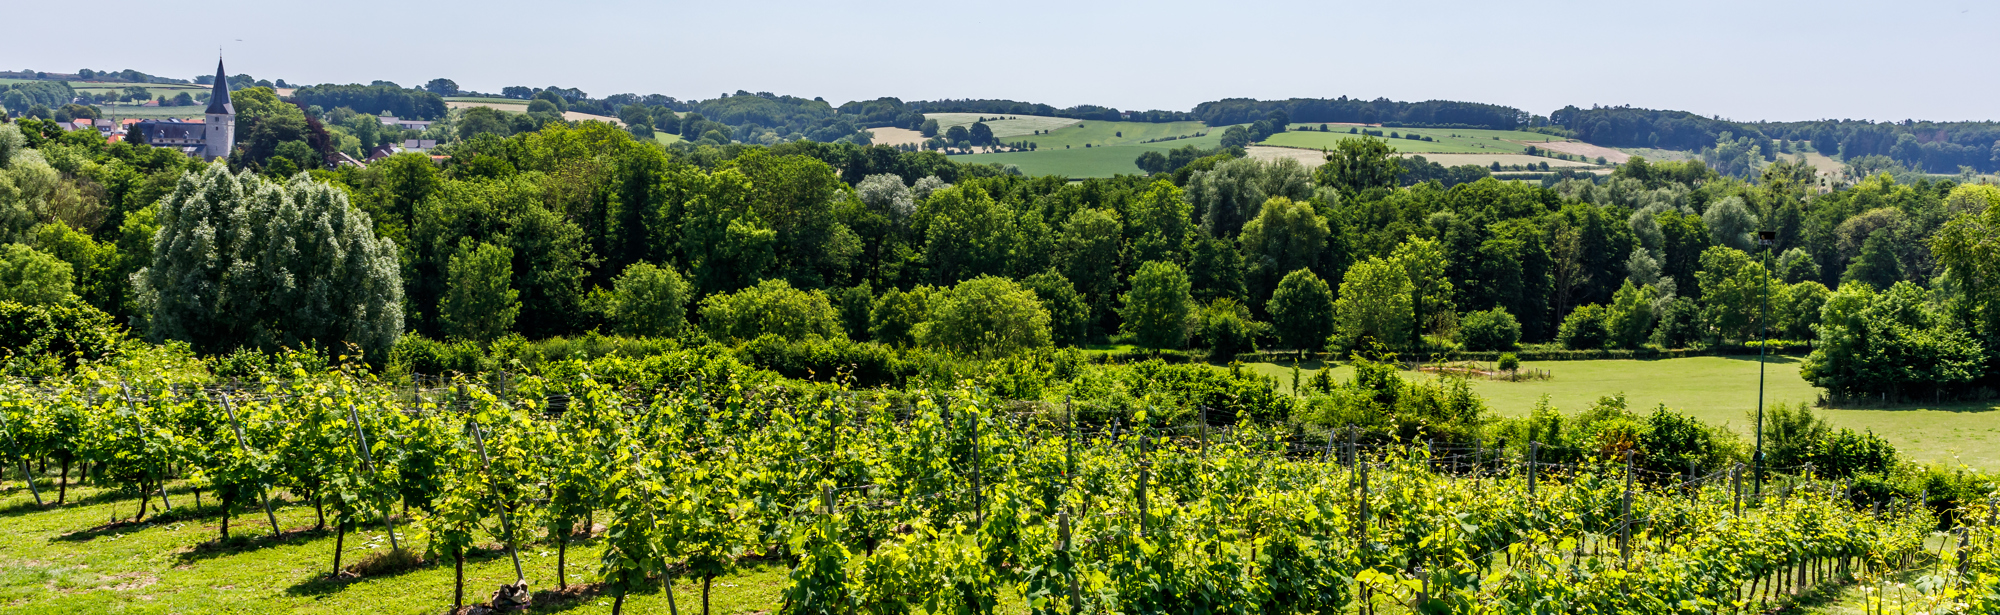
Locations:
1260;128;1559;154
445;99;527;112
999;120;1216;149
1245;147;1599;172
866;126;923;147
1535;140;1630;163
1247;356;2000;471
87;105;211;120
443;99;623;126
922;113;1077;138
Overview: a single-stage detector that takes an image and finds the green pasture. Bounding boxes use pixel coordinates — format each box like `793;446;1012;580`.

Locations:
1244;356;2000;471
1260;126;1564;155
91;105;210;120
922;113;1078;139
654;132;683;145
70;83;208;96
1003;120;1215;149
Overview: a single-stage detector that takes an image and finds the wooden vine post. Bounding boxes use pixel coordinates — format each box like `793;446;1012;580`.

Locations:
468;415;526;583
1731;464;1742;516
1064;396;1080;615
1136;408;1150;539
343;404;401;554
120;382;171;512
1619;450;1634;565
216;393;282;537
1527;441;1539;497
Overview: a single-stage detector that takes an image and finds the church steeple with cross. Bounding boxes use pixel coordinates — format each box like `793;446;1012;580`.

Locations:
203;57;235;160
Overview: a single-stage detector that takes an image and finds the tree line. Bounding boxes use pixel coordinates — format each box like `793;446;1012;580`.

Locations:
5;112;2000;401
1194;97;1539;131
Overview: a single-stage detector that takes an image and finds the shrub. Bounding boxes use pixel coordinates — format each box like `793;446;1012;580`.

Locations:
1194;298;1262;361
1457;308;1521;351
698;279;843;342
1556;304;1610;350
916;276;1051;358
387;333;492;377
737;334;903;387
608;262;691;337
1496;353;1520;372
0;300;126;371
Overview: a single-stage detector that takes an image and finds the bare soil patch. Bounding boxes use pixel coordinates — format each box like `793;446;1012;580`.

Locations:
1403;153;1599;168
1245;146;1326;166
1532;140;1630;163
869;126;924;147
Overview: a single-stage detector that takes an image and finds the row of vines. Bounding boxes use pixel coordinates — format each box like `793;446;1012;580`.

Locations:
1;357;1996;614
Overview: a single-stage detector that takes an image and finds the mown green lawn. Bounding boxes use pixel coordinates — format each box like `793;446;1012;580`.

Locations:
0;481;802;614
1243;356;2000;471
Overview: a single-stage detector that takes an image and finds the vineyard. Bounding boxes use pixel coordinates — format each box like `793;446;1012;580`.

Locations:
2;355;1997;614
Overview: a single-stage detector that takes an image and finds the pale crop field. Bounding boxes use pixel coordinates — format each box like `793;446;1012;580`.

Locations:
923;113;1079;138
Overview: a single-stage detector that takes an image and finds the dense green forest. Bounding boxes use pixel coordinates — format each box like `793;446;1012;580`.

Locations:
4;105;2000;404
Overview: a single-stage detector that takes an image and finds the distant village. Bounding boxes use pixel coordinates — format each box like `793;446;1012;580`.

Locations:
15;59;444;167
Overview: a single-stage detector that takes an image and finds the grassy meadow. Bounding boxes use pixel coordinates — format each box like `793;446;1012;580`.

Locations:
0;481;811;615
921;113;1078;139
1244;356;2000;471
995;120;1216;149
1260;126;1566;155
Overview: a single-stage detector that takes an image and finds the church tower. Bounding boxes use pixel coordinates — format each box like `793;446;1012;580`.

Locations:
203;58;235;161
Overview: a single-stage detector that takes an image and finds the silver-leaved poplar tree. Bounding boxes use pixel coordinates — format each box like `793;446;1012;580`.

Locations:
134;161;404;360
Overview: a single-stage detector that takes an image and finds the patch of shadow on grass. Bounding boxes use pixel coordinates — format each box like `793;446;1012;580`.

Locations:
53;519;166;542
172;526;331;564
0;487;136;517
0;500;57;517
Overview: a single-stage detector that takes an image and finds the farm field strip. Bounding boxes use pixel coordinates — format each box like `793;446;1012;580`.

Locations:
921;112;1079;138
1246;356;2000;470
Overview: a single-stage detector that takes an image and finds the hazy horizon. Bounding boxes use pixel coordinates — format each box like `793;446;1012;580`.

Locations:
5;0;1994;123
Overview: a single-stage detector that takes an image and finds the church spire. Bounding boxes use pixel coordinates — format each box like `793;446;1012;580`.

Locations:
204;57;233;115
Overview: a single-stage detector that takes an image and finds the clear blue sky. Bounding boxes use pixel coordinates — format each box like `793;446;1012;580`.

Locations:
7;0;1993;122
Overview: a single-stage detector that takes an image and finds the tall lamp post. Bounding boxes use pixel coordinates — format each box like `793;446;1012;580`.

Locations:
1753;230;1776;498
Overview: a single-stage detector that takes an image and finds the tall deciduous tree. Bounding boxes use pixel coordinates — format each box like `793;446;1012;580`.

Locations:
0;242;73;305
1842;228;1902;290
1694;246;1770;343
441;240;518;342
1239;197;1329;297
608;262;690;337
136;162;403;358
1022;270;1089;346
697;279;842;342
1123;180;1192;266
917;275;1052;358
1391;236;1454;349
1314;137;1402;196
1057;208;1123;324
1331;256;1413;352
1119;260;1193;351
1266;268;1333;356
